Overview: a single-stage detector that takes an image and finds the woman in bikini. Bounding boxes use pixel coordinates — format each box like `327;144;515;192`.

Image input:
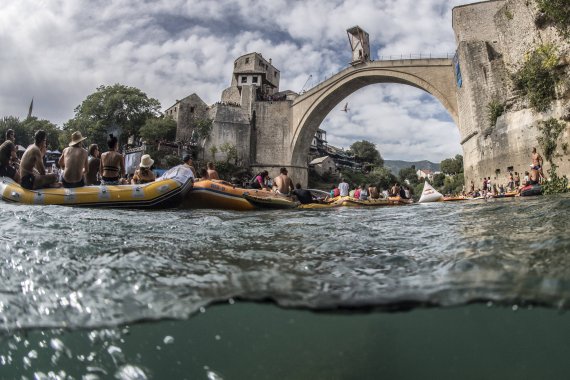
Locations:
100;134;126;185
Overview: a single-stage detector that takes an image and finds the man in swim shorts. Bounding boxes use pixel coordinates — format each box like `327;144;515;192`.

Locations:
19;130;58;190
58;131;89;188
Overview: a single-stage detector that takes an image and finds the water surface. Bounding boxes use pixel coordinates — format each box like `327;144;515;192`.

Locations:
1;194;570;378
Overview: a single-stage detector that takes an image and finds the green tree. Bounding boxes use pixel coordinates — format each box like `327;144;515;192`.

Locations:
432;173;446;188
209;145;218;159
0;116;31;146
399;166;419;186
67;83;161;146
194;118;213;144
349;140;384;166
536;0;570;38
21;117;62;151
441;173;465;195
219;143;238;164
440;154;463;175
370;167;397;190
60;118;96;149
139;116;177;143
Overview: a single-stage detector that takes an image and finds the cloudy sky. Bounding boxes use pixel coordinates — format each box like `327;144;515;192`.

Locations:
0;0;471;162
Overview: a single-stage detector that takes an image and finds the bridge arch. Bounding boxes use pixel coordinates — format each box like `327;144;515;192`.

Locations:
289;59;458;168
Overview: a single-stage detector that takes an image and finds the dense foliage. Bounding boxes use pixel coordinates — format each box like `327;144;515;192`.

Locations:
348;140;384;166
399;166;419;186
1;116;62;150
338;167;397;191
536;0;570;37
537;118;567;164
536;118;569;194
512;44;560;113
65;84;161;147
139;117;177;143
440;155;463;175
487;99;505;127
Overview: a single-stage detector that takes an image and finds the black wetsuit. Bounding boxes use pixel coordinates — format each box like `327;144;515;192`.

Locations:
292;189;314;204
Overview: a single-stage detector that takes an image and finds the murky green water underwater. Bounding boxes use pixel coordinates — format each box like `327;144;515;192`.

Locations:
1;194;570;378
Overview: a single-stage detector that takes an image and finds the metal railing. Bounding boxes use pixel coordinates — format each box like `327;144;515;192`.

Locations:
299;53;455;94
376;53;455;61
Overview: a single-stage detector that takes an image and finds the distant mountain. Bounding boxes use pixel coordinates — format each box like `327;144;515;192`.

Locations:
383;160;440;174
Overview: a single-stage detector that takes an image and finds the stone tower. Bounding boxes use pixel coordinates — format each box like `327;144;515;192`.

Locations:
347;26;371;65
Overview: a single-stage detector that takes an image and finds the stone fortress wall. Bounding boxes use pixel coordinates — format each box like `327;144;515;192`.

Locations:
453;0;570;186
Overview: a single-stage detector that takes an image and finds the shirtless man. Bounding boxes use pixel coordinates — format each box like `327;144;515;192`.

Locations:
529;168;540;185
19;130;58;190
206;162;219;180
58;131;88;188
531;147;546;181
273;167;294;195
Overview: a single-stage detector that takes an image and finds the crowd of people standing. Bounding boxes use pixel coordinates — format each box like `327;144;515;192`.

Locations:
466;147;549;198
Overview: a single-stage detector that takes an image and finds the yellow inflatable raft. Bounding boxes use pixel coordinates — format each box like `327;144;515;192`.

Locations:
183;179;291;210
0;166;193;209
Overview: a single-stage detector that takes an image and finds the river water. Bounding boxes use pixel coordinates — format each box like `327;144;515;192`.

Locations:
1;195;570;379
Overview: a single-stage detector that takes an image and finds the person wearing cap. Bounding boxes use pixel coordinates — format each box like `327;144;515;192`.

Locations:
131;154;156;185
182;154;196;177
58;131;89;188
272;167;294;196
19;130;59;189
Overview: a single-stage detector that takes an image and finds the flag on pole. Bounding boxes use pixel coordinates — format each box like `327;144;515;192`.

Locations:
27;98;33;119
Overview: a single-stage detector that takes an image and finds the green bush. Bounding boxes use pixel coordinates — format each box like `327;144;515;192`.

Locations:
537;118;567;163
512;44;560;113
542;163;569;195
487;99;505;127
536;0;570;37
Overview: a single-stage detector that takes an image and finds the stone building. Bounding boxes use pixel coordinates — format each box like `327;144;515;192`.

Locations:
165;94;209;144
168;52;283;166
309;156;336;177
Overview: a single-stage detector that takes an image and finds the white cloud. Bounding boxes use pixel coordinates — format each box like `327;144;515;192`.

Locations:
0;0;471;161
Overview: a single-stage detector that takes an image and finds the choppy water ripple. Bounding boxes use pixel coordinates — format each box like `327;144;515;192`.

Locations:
1;194;570;330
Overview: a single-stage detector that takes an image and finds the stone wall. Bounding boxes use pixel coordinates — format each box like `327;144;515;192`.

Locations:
453;0;570;187
203;105;251;166
250;100;305;183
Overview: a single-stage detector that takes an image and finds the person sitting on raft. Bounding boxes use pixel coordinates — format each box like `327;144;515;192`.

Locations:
292;183;315;204
273;167;294;196
368;184;379;199
338;178;349;197
206;162;220;180
182;155;196;178
85;144;101;185
100;134;126;185
131;154;156;185
251;170;269;190
0;140;21;183
19;130;59;190
58;131;88;188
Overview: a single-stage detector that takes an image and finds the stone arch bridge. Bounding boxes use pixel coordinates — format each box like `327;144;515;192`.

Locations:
255;58;459;186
